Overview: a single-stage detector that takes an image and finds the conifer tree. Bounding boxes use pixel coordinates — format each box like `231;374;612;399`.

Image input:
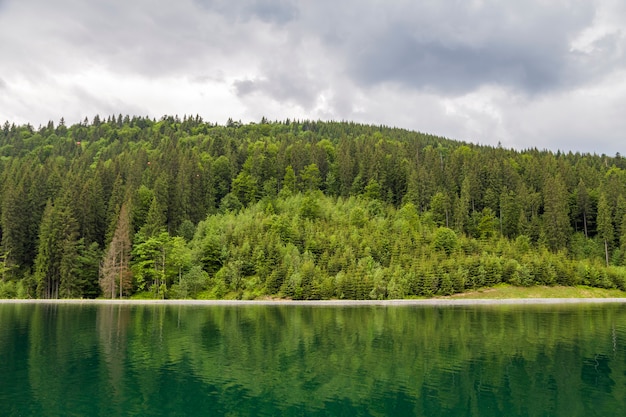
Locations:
33;194;79;299
576;179;591;237
542;175;571;251
100;202;132;298
597;193;614;267
282;165;297;195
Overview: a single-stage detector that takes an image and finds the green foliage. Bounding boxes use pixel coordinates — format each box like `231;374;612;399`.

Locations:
2;116;626;298
432;227;458;255
170;265;209;299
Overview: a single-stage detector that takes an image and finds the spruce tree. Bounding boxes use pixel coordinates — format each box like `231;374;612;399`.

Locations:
597;193;614;267
542;175;571;251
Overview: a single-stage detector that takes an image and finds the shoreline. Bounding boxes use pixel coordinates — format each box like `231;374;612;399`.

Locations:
1;298;626;306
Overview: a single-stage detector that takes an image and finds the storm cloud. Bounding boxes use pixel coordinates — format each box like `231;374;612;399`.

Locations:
0;0;625;154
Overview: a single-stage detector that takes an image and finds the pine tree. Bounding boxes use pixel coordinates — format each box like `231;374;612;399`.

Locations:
430;192;450;227
33;194;80;299
542;175;571;251
78;176;106;247
576;179;591;237
500;188;520;238
140;197;167;237
300;163;321;192
282;165;297;195
453;176;471;233
597;193;614;267
1;176;28;277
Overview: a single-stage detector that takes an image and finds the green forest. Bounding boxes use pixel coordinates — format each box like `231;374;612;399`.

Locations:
1;115;626;299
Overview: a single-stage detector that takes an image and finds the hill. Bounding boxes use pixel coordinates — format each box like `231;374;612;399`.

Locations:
1;116;625;299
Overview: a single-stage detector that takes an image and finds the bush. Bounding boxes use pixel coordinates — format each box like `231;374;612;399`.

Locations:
510;264;533;287
0;280;17;299
432;227;458;256
607;267;626;291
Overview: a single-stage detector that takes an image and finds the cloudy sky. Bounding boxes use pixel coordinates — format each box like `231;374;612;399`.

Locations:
1;0;625;154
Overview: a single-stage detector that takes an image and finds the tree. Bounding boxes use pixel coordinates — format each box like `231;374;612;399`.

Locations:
132;232;190;297
597;193;614;267
453;176;471;234
363;179;382;201
71;241;102;298
140;196;167;237
212;155;232;203
231;171;259;206
78;176;106;247
542;175;571;251
1;174;30;276
33;195;80;299
432;227;458;255
170;236;192;288
177;265;208;299
430;191;450;227
0;249;16;282
132;233;167;295
576;179;591;237
500;188;520;238
281;165;297;196
300;163;321;192
100;202;132;299
469;208;498;240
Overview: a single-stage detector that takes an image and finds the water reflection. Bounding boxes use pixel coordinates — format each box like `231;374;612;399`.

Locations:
1;303;626;416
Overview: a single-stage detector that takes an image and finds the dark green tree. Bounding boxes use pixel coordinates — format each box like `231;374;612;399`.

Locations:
542;175;571;251
597;193;614;267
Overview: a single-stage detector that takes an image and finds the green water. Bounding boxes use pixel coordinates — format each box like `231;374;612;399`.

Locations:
1;303;626;416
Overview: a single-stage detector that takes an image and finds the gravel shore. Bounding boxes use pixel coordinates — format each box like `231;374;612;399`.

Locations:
1;298;626;306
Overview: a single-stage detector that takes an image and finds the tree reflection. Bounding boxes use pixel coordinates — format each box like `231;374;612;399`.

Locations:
1;303;625;416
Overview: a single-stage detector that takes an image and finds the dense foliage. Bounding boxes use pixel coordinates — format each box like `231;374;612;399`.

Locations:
1;116;626;299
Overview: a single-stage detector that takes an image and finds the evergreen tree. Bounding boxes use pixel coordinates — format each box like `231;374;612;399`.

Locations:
1;176;28;276
33;195;79;299
282;165;297;195
453;176;471;233
300;163;321;192
430;192;450;227
4;117;626;299
597;193;614;267
575;179;591;237
500;188;520;238
542;175;571;251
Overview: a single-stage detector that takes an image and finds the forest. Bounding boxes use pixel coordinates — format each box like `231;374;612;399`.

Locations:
1;115;626;299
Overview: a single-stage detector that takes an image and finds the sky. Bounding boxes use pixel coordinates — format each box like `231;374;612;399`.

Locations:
0;0;625;155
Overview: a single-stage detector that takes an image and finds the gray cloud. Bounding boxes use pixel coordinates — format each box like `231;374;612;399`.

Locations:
234;75;318;109
3;0;609;96
312;1;601;95
0;0;244;79
348;32;564;94
227;1;619;103
1;0;626;154
193;0;298;24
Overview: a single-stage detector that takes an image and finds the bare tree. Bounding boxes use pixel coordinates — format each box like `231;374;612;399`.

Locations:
100;203;132;298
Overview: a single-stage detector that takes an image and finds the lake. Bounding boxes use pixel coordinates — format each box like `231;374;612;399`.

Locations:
1;301;626;416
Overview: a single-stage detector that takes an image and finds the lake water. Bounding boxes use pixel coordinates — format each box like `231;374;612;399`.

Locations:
1;302;626;416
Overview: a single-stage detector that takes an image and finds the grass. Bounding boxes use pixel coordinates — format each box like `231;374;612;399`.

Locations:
118;283;626;301
444;283;626;299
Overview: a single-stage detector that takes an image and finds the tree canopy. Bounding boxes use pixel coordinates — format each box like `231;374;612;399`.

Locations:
1;116;626;299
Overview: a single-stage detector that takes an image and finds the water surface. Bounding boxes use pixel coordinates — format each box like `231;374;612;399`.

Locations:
1;302;626;416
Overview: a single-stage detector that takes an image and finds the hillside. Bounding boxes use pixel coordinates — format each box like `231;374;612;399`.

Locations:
1;116;625;299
